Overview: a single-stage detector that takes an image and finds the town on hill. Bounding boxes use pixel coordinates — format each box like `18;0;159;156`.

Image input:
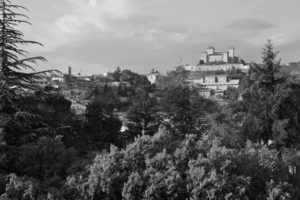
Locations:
2;0;300;199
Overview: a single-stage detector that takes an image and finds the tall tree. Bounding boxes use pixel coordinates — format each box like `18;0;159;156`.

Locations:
126;90;160;139
113;67;122;81
161;86;208;137
232;40;300;148
0;0;56;132
0;0;56;120
0;1;75;197
0;0;59;143
257;39;281;92
240;40;281;143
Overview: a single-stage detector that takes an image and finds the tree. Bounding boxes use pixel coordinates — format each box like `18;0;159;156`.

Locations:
79;131;300;199
125;90;160;140
240;59;246;65
85;131;180;200
21;91;72;125
0;0;56;112
0;2;72;198
113;67;122;81
16;136;76;184
103;83;109;94
0;0;58;159
166;68;187;87
210;40;300;148
85;100;122;150
270;78;300;148
0;174;42;200
198;59;205;65
224;86;239;101
93;86;100;95
161;86;208;137
239;40;300;148
257;39;281;92
187;141;297;199
117;83;127;97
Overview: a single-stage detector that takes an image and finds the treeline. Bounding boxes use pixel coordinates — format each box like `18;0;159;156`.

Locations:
74;83;217;150
1;1;300;199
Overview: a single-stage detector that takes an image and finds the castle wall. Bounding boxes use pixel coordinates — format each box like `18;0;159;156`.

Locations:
184;64;249;72
208;54;223;62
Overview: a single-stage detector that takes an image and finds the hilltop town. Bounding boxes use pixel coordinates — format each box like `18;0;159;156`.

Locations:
34;46;300;113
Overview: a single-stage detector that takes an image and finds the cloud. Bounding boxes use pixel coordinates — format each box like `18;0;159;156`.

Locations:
67;0;137;18
28;0;156;51
65;0;138;28
28;0;193;53
226;19;274;31
55;15;83;35
20;0;300;74
223;19;290;48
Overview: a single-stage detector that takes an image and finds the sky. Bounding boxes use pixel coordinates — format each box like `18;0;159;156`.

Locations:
17;0;300;75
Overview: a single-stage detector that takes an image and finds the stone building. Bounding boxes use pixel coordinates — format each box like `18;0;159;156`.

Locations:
200;46;238;64
182;46;250;98
187;75;240;90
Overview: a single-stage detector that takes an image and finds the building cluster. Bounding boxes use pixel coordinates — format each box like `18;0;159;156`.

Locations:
147;46;250;98
184;63;249;73
187;47;249;97
35;66;139;114
34;46;300;102
29;46;250;102
200;46;239;64
24;45;300;117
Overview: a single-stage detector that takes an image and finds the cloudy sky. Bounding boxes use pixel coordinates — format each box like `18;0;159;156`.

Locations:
18;0;300;75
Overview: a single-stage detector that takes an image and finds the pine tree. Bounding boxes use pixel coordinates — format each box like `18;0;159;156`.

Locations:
0;0;58;177
0;0;56;114
256;39;282;93
238;40;300;147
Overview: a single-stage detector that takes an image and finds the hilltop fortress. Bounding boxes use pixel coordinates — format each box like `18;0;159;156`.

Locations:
147;47;250;97
184;46;249;73
184;46;250;98
200;46;238;64
145;46;250;98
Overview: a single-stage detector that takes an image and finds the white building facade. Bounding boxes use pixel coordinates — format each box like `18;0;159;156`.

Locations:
146;72;160;84
187;75;240;91
184;63;249;73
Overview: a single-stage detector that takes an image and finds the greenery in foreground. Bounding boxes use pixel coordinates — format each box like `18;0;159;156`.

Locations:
1;0;300;199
